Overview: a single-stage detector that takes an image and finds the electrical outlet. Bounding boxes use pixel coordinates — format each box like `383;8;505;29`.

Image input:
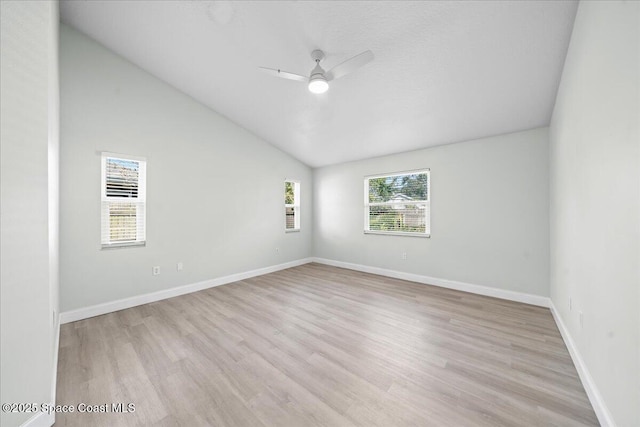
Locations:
177;262;183;271
152;266;160;276
579;311;584;328
401;251;407;260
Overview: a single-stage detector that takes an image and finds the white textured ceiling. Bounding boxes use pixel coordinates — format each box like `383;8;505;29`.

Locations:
60;1;577;167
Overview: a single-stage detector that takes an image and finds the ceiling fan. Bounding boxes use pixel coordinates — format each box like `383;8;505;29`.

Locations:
259;49;374;94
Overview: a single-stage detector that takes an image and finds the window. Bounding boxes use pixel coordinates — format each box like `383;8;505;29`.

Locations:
285;180;300;231
364;169;430;237
101;153;146;247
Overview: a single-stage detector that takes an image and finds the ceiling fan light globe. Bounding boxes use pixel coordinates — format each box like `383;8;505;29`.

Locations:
308;76;329;94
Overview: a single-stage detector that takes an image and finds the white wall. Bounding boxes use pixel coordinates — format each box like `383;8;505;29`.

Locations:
549;1;639;425
0;1;59;426
314;128;549;297
59;25;312;312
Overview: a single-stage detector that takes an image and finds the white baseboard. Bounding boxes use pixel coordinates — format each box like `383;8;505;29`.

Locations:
549;302;615;427
60;258;313;324
20;412;54;427
312;257;550;307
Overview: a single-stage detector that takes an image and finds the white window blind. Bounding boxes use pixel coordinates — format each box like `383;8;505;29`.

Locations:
101;153;146;247
364;169;430;237
285;180;300;231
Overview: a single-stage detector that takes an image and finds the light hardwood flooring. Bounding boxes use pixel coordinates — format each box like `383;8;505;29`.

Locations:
55;263;598;426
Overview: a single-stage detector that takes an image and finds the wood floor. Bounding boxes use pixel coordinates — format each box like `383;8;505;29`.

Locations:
55;263;598;426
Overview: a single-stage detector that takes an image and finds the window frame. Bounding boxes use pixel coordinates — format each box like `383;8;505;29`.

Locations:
363;168;431;238
284;179;300;232
101;152;147;249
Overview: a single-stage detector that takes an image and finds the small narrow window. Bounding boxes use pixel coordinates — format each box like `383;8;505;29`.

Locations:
364;169;430;237
101;153;146;247
285;180;300;231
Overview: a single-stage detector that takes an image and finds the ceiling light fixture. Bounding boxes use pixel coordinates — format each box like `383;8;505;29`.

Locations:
308;55;329;94
308;73;329;94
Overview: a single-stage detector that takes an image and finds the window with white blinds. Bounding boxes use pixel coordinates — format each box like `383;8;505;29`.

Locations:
364;169;430;237
285;180;300;231
101;153;146;247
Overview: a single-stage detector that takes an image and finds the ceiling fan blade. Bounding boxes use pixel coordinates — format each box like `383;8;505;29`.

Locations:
325;50;374;81
258;67;307;82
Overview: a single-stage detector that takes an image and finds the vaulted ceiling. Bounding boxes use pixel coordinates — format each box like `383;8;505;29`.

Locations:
60;1;578;167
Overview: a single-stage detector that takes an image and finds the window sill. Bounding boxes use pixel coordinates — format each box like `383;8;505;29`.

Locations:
101;241;146;249
285;229;300;233
364;230;430;238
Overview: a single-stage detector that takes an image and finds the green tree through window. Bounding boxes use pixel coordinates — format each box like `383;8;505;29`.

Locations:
285;181;294;205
